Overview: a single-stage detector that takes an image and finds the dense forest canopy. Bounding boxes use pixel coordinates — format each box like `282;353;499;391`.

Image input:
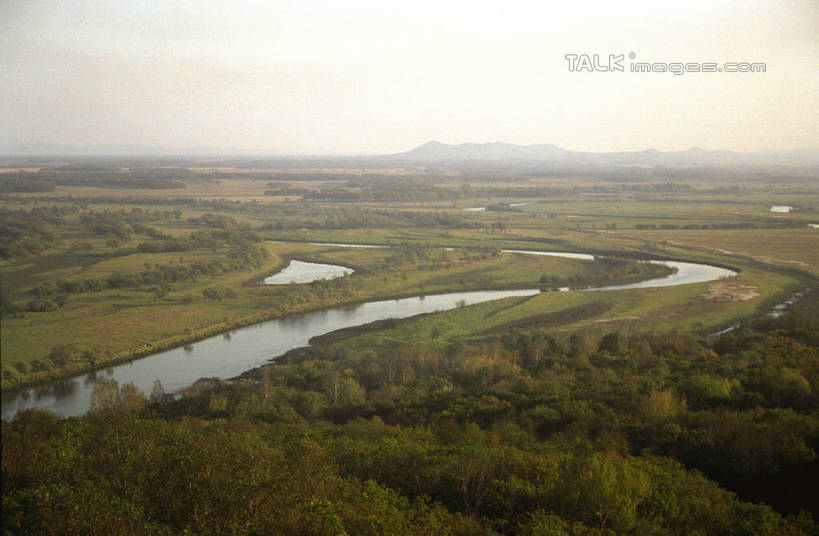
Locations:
3;296;818;535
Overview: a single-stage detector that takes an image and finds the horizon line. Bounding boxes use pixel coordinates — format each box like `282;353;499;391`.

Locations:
2;141;819;159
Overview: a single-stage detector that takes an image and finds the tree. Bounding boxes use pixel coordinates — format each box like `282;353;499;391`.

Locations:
120;382;147;412
150;379;168;405
556;454;650;532
323;372;365;405
90;379;146;413
598;332;624;354
641;388;686;423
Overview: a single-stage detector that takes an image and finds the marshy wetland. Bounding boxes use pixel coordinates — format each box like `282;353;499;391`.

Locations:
2;165;815;396
2;159;818;532
2;245;739;419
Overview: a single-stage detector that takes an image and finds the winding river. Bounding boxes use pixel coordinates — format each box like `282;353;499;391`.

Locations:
1;248;737;420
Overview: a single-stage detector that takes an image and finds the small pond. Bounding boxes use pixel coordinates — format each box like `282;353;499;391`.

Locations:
263;260;353;285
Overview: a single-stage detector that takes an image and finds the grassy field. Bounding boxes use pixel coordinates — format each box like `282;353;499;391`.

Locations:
2;174;816;390
610;228;819;275
296;256;803;363
1;216;677;389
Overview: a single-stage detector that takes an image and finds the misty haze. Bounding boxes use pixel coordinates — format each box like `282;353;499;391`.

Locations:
1;2;818;535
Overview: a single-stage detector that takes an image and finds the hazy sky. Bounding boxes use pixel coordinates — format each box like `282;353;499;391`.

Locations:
1;0;817;154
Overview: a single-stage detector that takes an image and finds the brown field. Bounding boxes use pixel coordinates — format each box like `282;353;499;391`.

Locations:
614;228;819;275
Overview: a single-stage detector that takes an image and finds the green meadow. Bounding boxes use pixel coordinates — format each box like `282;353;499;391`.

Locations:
2;177;816;390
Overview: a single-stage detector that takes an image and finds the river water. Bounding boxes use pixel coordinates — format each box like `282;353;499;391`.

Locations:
1;248;737;420
263;259;353;285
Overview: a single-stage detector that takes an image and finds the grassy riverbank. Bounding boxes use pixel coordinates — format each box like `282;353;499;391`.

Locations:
2;178;816;390
0;217;675;389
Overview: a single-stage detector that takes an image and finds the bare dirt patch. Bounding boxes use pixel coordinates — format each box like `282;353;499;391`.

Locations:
592;316;642;323
705;282;758;302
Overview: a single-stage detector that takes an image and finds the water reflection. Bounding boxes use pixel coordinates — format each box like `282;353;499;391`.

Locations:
83;371;98;387
2;288;539;420
264;260;353;285
33;379;77;401
2;248;739;422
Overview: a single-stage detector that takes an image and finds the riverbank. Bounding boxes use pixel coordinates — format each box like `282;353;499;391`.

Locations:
2;289;541;419
0;245;737;394
3;245;752;422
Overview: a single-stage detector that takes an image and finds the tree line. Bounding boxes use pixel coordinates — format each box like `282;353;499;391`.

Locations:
4;294;817;534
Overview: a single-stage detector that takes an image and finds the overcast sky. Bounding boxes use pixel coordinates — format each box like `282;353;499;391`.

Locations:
1;0;817;154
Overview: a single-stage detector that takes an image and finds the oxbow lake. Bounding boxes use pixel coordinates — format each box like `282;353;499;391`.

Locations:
263;260;353;285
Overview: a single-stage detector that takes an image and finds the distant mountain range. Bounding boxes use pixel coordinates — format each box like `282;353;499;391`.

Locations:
387;141;819;166
2;140;818;166
396;141;569;160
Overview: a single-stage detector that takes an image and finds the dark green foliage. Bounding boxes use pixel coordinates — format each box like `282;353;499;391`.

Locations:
0;206;64;258
202;286;238;300
2;414;484;535
25;298;59;312
3;297;818;534
482;303;613;334
0;175;57;193
0;169;185;189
